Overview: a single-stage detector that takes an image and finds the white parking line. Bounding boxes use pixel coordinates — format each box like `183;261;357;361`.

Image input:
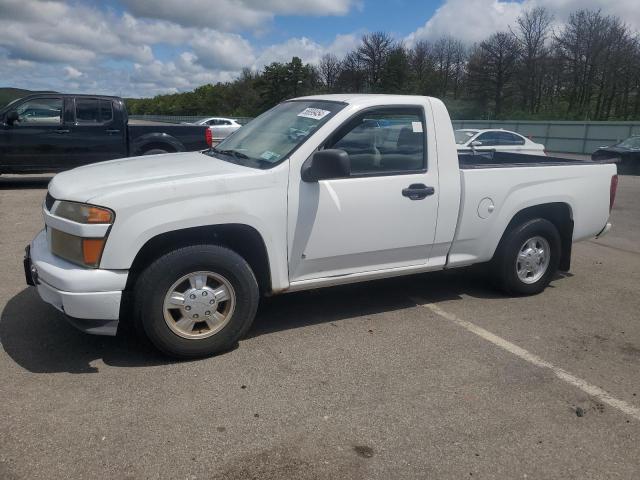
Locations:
412;299;640;422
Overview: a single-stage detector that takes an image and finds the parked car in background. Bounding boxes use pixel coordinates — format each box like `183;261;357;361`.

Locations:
591;135;640;174
192;117;242;142
26;94;616;358
456;129;545;155
0;94;211;174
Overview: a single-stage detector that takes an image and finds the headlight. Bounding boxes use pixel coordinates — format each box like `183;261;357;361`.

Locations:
52;201;114;224
49;201;114;268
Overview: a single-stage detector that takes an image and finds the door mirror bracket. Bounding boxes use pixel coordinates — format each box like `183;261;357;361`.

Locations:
5;110;19;126
301;149;351;182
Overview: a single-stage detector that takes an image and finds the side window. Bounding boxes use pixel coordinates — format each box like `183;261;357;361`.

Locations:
329;108;425;175
76;99;100;124
76;99;113;124
15;98;62;126
476;132;500;146
495;131;524;145
99;100;113;123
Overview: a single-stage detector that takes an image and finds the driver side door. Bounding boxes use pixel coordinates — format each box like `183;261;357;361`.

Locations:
287;106;439;282
0;96;69;172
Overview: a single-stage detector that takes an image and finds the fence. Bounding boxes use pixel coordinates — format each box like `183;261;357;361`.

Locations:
129;115;640;154
452;120;640;154
129;115;253;125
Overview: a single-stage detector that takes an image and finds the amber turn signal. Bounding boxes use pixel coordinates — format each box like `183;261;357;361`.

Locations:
82;238;106;266
86;206;113;224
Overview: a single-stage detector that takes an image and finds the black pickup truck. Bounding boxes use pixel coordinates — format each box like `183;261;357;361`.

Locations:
0;93;211;174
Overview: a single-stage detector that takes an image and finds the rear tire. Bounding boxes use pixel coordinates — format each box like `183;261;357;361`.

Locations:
134;244;259;358
494;218;561;296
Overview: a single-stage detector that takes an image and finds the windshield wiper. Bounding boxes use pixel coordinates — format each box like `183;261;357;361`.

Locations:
212;148;250;160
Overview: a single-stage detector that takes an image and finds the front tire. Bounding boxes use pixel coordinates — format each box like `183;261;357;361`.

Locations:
494;218;561;296
134;245;259;358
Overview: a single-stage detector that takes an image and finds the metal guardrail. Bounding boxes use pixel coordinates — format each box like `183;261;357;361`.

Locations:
129;115;640;154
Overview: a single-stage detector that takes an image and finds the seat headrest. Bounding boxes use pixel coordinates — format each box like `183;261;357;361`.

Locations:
397;126;422;151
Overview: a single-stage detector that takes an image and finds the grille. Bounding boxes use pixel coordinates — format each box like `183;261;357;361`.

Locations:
45;193;56;211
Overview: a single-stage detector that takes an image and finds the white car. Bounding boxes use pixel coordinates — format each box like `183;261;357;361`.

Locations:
456;128;545;155
26;94;616;358
194;117;242;142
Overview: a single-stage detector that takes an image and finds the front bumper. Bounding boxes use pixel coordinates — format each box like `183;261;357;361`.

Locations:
25;230;128;336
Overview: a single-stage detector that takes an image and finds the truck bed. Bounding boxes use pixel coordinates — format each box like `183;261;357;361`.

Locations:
458;151;616;169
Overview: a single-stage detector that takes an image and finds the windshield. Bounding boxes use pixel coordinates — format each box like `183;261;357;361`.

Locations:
205;100;345;168
455;130;477;145
616;136;640;149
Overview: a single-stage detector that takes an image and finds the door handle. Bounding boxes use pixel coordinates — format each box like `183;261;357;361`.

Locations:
55;129;70;134
106;129;120;135
402;183;435;200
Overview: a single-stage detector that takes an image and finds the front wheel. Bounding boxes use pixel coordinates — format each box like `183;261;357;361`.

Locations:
134;245;259;358
494;218;561;295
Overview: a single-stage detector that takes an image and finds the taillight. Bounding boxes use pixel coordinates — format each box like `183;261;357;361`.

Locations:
205;128;212;147
609;174;618;212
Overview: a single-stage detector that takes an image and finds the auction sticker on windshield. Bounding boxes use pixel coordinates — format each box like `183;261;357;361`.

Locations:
297;108;331;120
260;150;280;161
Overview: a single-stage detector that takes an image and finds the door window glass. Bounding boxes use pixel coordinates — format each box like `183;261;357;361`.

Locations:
329;108;426;175
497;131;525;145
15;98;62;125
475;131;500;146
99;100;113;123
75;98;113;124
76;99;100;124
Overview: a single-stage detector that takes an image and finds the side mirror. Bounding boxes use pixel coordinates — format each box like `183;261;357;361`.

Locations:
5;110;18;126
301;149;350;182
470;140;482;147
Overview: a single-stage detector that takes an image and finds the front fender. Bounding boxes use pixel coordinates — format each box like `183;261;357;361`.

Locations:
98;167;290;291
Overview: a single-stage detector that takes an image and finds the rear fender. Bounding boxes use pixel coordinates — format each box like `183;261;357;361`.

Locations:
131;132;185;155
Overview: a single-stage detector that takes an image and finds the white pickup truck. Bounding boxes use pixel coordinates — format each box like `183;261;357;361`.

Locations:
25;94;618;358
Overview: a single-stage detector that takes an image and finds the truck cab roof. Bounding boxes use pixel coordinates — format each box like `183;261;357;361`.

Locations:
294;94;435;106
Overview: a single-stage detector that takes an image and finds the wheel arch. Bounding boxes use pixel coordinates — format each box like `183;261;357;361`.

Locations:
131;133;185;155
494;202;574;271
125;224;273;295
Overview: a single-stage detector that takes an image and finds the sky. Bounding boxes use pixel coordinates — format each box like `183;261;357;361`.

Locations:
0;0;637;98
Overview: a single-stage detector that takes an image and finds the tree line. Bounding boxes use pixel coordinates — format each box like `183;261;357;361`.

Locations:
126;8;640;121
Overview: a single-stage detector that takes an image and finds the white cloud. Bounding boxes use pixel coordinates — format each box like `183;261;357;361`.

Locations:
406;0;523;44
406;0;640;45
120;0;358;31
64;66;83;79
0;1;155;64
255;33;360;68
191;31;256;70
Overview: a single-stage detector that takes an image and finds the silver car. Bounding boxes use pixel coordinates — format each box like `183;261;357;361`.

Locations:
194;117;242;142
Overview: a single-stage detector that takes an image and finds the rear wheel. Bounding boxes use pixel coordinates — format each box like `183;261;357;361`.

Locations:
494;218;561;295
134;244;259;358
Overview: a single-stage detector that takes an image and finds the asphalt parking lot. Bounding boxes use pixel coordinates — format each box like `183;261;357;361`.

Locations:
1;172;639;479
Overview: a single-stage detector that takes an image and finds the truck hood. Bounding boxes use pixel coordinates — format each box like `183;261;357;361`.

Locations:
48;151;263;204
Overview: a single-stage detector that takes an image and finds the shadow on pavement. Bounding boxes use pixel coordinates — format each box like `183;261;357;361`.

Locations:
0;288;170;374
0;175;53;190
249;266;505;338
2;266;571;373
